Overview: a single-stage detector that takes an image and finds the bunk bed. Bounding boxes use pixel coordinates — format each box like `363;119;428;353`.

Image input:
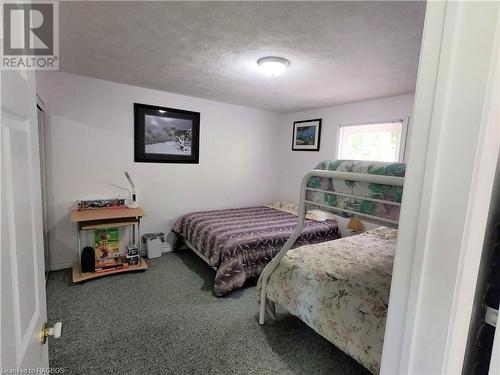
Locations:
257;160;405;374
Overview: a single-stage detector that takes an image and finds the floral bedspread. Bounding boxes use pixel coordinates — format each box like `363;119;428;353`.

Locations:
261;227;397;374
307;160;405;223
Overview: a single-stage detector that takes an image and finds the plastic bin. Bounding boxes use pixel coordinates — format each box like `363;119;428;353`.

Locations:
142;232;166;259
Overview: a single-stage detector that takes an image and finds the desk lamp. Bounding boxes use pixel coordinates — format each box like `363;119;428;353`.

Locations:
124;171;138;208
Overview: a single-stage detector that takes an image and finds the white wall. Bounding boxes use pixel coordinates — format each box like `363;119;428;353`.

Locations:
36;71;415;270
36;71;282;270
275;94;415;201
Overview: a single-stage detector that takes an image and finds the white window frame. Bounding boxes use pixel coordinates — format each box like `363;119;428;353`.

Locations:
337;119;409;162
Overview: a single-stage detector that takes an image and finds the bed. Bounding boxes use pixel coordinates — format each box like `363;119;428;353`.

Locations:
171;204;341;296
259;227;396;374
257;160;405;374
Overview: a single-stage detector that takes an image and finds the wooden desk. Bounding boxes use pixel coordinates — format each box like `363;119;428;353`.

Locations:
70;207;145;223
70;207;147;283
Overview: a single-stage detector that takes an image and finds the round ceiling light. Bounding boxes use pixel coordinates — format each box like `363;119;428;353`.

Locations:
257;56;289;77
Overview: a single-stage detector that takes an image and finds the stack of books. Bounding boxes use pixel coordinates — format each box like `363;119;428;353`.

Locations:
94;228;123;272
95;256;130;273
92;241;142;273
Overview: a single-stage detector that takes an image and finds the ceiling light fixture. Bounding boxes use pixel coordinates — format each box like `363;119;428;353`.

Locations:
257;56;289;77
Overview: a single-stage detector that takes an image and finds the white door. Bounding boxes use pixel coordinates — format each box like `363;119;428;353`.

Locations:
1;69;49;369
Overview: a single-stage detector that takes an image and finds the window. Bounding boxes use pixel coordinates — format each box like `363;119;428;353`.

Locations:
337;120;407;162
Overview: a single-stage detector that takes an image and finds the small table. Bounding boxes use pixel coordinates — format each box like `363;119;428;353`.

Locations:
70;207;147;283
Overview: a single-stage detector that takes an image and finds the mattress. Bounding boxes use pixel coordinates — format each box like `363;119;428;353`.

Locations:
307;160;405;223
261;227;397;374
172;206;340;296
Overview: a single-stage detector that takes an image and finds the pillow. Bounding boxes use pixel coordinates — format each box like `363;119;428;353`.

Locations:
266;201;298;215
305;209;337;222
267;203;337;222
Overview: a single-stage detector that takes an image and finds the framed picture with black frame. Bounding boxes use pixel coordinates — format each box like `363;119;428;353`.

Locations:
134;103;200;163
292;119;322;151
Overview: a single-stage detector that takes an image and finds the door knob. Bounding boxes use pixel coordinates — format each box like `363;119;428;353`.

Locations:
40;322;62;344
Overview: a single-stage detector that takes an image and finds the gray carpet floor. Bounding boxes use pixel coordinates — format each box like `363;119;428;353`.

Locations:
47;250;370;375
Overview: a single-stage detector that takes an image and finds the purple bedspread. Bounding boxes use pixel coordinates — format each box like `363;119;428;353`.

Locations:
172;206;341;296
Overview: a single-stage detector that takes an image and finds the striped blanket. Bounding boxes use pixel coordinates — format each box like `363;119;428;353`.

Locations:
172;206;340;296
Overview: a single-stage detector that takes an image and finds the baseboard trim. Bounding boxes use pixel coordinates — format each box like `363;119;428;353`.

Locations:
49;261;75;271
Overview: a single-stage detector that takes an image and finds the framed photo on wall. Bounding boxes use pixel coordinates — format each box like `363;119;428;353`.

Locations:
134;103;200;163
292;119;322;151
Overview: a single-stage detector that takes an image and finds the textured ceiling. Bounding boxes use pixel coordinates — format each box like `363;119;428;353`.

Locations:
60;1;426;113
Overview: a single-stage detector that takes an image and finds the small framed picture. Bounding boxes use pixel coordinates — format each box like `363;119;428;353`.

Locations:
134;103;200;163
292;119;322;151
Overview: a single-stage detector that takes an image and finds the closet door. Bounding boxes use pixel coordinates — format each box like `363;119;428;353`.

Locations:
37;102;50;276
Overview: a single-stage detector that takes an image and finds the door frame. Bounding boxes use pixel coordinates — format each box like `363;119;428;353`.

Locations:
36;94;50;279
442;7;500;373
381;1;500;374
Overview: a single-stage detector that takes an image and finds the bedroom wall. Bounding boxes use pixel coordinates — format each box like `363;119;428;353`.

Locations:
275;94;415;202
37;71;415;270
36;71;282;270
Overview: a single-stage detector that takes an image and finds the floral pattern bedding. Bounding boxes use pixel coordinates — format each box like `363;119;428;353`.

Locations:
260;227;397;374
172;206;341;296
307;160;405;223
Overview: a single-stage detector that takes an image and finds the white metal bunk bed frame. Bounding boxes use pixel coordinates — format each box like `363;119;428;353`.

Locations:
258;169;405;325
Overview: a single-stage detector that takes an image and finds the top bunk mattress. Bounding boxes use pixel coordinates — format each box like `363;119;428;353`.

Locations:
262;227;397;374
172;205;340;296
307;160;405;224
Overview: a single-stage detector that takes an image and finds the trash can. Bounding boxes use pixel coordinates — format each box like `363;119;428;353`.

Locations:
142;232;166;259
